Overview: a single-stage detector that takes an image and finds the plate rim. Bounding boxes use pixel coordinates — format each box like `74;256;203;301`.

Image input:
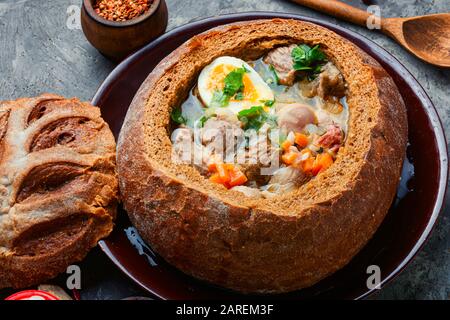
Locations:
94;11;448;300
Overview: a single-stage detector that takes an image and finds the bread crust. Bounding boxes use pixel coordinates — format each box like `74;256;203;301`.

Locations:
117;19;408;293
0;94;118;289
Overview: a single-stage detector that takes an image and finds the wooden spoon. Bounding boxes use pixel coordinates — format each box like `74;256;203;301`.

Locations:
289;0;450;67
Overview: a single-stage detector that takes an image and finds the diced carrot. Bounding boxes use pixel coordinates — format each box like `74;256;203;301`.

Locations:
300;148;312;157
209;163;245;188
224;163;235;171
302;157;315;174
282;151;298;165
209;162;235;173
229;168;248;187
207;162;217;172
210;173;231;187
281;140;292;152
311;161;321;176
318;153;334;172
216;163;230;183
294;133;309;148
312;153;334;176
209;173;222;184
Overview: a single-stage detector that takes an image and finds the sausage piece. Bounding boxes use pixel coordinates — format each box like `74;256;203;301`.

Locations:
264;45;297;86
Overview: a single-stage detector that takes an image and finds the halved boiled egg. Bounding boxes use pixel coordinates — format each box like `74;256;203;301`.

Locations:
198;56;274;114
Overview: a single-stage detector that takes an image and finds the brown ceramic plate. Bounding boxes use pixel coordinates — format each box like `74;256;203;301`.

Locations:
92;12;448;300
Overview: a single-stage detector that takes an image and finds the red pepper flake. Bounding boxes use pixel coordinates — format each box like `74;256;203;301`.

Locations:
94;0;153;22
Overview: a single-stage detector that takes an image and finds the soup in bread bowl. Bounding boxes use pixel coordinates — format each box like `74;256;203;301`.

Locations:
117;19;407;293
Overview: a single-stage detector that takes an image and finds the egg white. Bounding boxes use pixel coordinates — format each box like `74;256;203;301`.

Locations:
198;56;274;114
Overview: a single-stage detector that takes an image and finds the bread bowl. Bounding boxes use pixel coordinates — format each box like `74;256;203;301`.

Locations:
0;94;118;289
117;19;408;293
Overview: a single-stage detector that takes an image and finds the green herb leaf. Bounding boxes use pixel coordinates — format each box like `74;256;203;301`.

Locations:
291;44;327;76
235;92;244;100
238;106;263;117
171;108;186;125
211;66;248;107
237;106;278;131
308;45;327;61
198;115;209;127
291;44;309;64
261;99;275;107
294;66;313;71
223;67;247;97
269;64;280;85
211;90;230;107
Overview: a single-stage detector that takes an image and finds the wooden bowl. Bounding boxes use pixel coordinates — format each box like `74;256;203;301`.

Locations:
81;0;168;61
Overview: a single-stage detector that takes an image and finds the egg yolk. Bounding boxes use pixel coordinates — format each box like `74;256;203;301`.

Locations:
207;64;235;91
238;74;258;102
207;65;259;103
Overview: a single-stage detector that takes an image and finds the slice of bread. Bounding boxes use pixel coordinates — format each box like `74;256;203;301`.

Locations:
117;19;408;293
0;94;118;289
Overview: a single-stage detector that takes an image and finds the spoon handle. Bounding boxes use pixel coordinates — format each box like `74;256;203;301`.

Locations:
289;0;372;27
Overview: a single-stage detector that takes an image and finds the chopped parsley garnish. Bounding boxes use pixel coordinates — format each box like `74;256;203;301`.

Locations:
268;64;280;85
291;44;327;78
171;108;186;125
211;66;248;107
261;99;275;107
198;116;208;127
198;113;215;127
235;92;244;100
237;106;277;131
223;67;247;96
211;90;230;107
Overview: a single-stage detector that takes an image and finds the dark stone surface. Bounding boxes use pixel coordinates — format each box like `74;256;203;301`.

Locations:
0;0;448;300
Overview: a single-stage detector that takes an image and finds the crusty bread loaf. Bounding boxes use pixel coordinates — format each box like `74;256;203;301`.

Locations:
117;19;408;293
0;94;118;289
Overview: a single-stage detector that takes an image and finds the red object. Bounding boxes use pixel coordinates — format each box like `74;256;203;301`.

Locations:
94;0;153;22
5;290;59;300
72;289;81;301
316;124;342;149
